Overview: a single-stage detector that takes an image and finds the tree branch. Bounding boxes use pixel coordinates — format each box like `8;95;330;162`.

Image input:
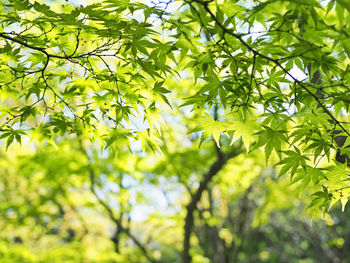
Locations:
182;146;243;263
77;141;156;262
88;168;157;262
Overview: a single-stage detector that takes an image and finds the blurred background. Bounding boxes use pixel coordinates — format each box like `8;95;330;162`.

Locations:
0;118;348;263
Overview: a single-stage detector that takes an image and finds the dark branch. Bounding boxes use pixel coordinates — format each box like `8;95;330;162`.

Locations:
182;146;243;263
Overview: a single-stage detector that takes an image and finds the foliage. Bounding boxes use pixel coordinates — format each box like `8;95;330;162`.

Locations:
1;0;350;262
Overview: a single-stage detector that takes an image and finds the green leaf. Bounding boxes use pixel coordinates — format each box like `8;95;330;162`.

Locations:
337;0;350;13
257;126;287;163
197;113;229;148
229;119;257;152
277;148;309;179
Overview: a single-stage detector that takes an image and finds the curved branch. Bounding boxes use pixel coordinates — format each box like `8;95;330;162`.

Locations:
78;141;157;263
88;169;157;262
182;146;243;263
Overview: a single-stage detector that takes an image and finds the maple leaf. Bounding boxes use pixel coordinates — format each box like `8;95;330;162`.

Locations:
277;147;309;179
229;119;257;152
197;113;229;148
